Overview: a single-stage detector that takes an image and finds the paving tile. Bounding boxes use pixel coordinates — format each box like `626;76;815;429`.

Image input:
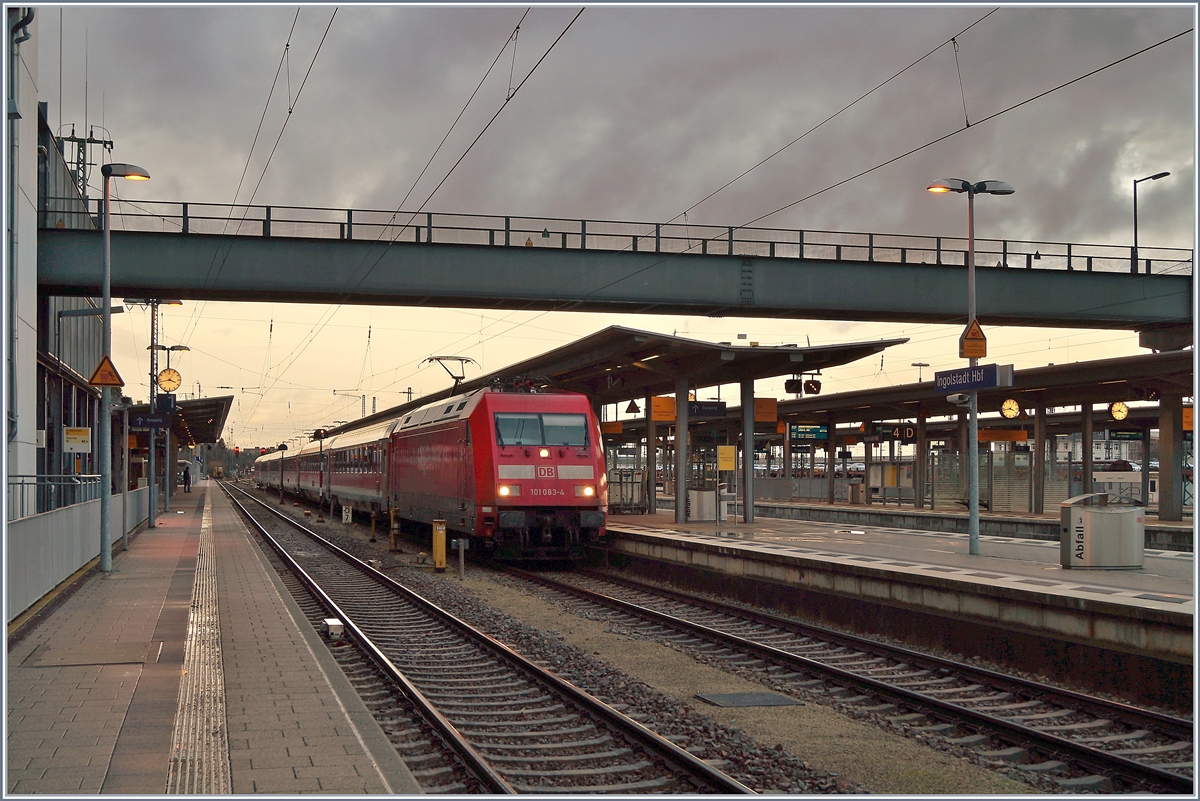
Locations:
251;752;315;769
294;763;370;779
8;487;413;796
26;769;85;792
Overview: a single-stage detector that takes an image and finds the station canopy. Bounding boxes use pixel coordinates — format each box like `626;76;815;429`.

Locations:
126;394;234;446
775;349;1193;424
327;326;907;437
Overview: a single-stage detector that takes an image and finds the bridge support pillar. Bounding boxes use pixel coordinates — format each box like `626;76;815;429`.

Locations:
826;438;836;504
1157;394;1185;521
1081;403;1094;495
915;412;927;509
674;376;689;525
782;419;792;479
645;391;656;516
1033;401;1047;514
741;378;755;524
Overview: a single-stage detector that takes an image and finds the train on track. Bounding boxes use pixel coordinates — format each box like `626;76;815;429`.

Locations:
253;385;608;561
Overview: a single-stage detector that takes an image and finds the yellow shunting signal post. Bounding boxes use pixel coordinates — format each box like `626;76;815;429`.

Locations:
432;520;447;573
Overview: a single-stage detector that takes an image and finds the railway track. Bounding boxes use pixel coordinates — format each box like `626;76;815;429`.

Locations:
220;483;752;794
503;566;1194;795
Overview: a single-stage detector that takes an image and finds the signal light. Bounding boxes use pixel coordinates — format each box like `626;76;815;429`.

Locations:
234;447;240;455
260;447;267;455
784;379;803;394
803;379;822;395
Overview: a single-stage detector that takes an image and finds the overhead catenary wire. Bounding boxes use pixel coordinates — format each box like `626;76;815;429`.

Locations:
247;7;530;395
359;25;1193;406
248;8;585;408
740;26;1192;229
361;9;1004;395
178;8;306;346
218;20;1186;441
668;9;998;224
525;24;1194;310
374;9;530;240
952;37;971;127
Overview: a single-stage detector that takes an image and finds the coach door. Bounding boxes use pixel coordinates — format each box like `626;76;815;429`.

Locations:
457;424;472;511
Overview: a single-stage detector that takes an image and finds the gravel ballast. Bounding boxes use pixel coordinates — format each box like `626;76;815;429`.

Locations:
246;492;1039;794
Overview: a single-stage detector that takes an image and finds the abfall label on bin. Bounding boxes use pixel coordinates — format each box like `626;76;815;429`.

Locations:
1073;511;1086;562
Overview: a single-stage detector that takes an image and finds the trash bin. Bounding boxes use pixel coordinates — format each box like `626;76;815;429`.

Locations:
1060;492;1144;569
687;490;716;521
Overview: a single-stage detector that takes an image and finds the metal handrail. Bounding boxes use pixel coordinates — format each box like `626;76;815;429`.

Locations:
7;474;103;521
40;197;1194;277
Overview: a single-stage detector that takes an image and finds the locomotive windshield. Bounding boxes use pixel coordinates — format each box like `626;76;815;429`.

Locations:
542;414;589;446
495;412;589;446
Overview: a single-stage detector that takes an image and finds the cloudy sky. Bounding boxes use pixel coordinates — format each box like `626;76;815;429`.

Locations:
33;4;1195;447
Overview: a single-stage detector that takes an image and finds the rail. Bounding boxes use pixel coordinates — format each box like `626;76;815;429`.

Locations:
41;197;1194;277
7;474;102;521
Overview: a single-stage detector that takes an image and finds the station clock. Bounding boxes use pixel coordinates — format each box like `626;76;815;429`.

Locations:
1000;398;1021;419
1109;401;1130;421
157;367;182;393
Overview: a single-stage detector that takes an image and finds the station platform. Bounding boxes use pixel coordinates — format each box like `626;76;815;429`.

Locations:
6;481;419;795
606;507;1193;709
656;495;1193;551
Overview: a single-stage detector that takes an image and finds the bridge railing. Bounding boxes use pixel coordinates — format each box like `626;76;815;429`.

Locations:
45;197;1193;277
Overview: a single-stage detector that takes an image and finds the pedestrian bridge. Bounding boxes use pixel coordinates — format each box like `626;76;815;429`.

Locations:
37;201;1193;331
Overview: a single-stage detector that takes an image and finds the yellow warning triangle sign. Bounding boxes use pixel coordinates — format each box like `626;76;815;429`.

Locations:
963;319;986;341
959;319;987;359
88;355;125;388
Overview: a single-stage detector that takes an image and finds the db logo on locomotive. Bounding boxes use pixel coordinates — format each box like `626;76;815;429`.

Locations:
537;465;557;478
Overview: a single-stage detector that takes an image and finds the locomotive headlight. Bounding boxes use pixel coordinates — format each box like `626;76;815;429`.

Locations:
498;485;520;497
574;485;596;497
539;448;550;458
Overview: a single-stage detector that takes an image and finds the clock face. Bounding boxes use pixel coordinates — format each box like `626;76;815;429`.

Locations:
157;368;182;392
1110;401;1129;421
1001;398;1021;419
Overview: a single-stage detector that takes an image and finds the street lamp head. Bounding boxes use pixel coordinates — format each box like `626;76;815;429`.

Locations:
975;180;1015;195
928;178;1014;195
927;178;968;194
1137;171;1171;183
101;162;150;181
167;345;190;352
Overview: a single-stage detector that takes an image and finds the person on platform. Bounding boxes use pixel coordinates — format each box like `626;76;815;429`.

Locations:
182;464;192;493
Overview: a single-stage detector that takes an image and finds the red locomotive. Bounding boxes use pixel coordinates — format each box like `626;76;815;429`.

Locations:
254;385;608;560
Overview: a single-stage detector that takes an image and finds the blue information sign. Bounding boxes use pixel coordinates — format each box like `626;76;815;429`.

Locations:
130;412;170;429
688;401;727;417
933;363;1013;393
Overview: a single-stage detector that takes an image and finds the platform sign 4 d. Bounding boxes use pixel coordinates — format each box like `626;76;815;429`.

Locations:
959;319;987;359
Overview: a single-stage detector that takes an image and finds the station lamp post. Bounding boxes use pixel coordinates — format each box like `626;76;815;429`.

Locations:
1133;171;1170;274
129;298;182;528
99;163;149;573
927;178;1014;556
148;343;189;512
278;443;288;504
